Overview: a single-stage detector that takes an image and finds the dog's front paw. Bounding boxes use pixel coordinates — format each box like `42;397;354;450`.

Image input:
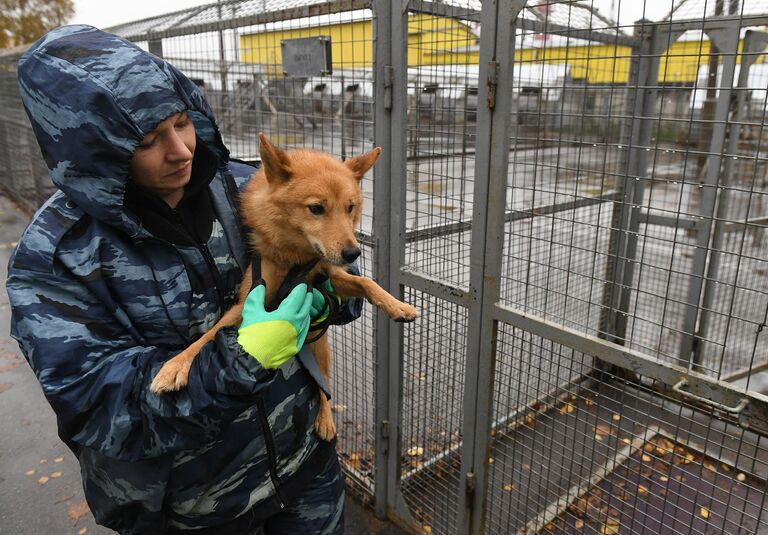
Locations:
150;356;193;394
386;301;419;323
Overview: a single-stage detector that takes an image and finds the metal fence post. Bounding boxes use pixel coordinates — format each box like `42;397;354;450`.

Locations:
457;1;523;533
601;23;679;347
378;0;420;528
371;0;394;519
679;22;741;364
693;29;768;370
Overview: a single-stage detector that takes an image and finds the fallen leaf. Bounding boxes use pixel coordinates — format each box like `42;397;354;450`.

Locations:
700;507;710;519
622;438;631;445
602;519;621;535
612;414;621;421
660;476;669;482
54;457;64;463
421;525;432;534
638;484;649;495
0;382;13;394
595;434;603;442
78;528;87;535
37;476;50;485
684;453;695;464
331;404;347;413
575;519;585;529
503;484;514;491
585;398;595;407
642;454;652;462
50;471;62;478
407;446;424;457
736;473;746;482
39;459;48;464
25;469;35;476
487;457;494;465
68;500;90;525
55;493;75;504
347;453;361;470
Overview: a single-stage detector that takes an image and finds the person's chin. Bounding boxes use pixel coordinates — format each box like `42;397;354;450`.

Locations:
163;169;192;189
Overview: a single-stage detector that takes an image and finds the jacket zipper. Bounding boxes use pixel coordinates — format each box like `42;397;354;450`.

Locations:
198;242;227;311
255;397;287;509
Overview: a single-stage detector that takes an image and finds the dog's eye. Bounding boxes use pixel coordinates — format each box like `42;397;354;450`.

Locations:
347;204;355;214
308;204;325;215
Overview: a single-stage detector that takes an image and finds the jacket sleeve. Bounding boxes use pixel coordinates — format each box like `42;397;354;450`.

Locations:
332;262;364;325
7;262;276;462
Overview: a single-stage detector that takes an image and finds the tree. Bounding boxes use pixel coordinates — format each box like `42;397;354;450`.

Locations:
0;0;75;49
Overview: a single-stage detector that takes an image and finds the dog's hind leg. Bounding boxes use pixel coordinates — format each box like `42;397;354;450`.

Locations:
308;335;336;441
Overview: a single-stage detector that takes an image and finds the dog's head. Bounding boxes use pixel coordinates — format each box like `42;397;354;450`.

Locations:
250;133;380;266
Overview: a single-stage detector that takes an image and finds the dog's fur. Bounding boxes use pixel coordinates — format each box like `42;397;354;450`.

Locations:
149;134;418;440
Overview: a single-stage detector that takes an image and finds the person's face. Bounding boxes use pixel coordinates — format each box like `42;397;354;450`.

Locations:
130;111;196;207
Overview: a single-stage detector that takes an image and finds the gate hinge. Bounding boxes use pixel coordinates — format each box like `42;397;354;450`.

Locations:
384;65;394;110
464;471;476;507
486;61;499;110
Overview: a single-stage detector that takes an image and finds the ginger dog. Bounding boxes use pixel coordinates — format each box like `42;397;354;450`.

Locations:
150;133;418;440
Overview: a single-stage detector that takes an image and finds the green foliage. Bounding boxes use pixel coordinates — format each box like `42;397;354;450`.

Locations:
0;0;74;48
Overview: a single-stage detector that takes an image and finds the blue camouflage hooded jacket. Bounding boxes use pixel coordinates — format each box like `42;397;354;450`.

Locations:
7;25;352;534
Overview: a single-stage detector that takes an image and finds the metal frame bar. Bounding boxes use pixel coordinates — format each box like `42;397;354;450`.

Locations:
602;22;669;345
679;22;742;363
372;0;392;518
494;303;768;436
384;0;421;530
458;1;523;533
111;0;371;41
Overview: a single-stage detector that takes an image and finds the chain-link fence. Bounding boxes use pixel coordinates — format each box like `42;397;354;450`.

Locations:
2;0;768;534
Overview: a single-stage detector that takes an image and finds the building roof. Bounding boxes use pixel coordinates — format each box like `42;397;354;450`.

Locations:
108;0;626;42
665;0;768;20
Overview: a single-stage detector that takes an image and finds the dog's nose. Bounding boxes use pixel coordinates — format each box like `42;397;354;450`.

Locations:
341;246;361;264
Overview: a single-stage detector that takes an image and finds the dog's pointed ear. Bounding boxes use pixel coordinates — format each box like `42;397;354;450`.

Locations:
345;147;381;181
258;133;292;183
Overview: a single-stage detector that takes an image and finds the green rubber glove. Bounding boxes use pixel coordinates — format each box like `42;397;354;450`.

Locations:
310;278;341;326
237;282;314;369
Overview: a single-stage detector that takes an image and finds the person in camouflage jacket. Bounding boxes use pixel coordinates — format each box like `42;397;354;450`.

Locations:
6;25;360;534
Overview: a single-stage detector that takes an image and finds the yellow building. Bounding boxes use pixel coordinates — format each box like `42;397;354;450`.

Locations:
240;12;479;77
240;10;765;85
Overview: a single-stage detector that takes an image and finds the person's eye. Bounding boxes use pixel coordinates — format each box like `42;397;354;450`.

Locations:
137;137;156;150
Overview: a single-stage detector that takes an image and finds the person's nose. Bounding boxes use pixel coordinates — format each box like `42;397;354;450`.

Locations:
165;129;192;162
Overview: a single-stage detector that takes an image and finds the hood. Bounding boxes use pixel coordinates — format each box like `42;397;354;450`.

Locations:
17;25;229;232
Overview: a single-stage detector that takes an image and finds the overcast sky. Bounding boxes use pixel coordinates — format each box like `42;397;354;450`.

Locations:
70;0;673;30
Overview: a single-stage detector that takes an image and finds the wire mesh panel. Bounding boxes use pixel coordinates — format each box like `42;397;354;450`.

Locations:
485;326;768;535
402;0;481;288
394;2;482;531
0;50;56;213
